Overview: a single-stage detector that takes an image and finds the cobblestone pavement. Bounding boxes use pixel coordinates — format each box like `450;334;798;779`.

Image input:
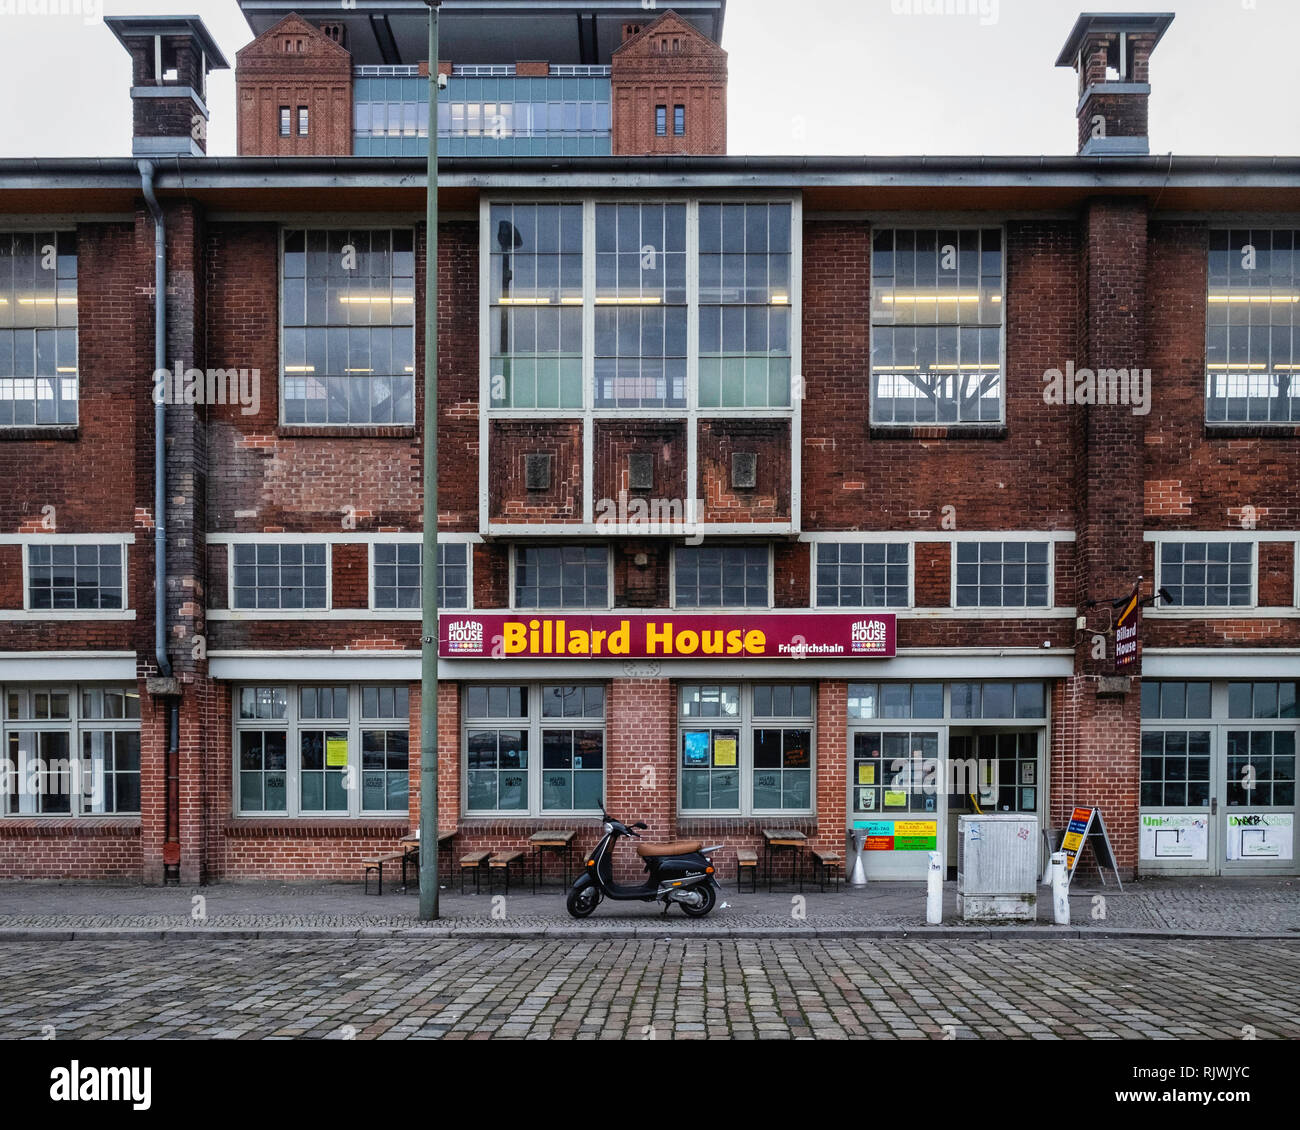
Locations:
0;937;1295;1040
0;876;1295;936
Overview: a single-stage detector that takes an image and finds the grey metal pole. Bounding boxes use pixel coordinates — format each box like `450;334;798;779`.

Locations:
419;0;442;921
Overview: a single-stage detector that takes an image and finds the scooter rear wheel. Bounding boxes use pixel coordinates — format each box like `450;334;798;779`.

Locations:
679;883;716;917
566;885;602;918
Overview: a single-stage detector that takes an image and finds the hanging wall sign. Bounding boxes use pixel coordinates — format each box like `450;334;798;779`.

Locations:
1115;590;1140;668
440;612;896;660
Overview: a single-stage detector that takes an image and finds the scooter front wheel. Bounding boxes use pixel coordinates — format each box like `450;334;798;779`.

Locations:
566;884;602;918
679;882;716;918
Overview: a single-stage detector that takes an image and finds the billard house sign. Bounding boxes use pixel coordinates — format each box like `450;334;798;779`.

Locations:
1115;590;1140;668
440;613;896;660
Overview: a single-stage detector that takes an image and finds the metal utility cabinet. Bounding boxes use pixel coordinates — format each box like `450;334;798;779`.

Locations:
956;814;1039;921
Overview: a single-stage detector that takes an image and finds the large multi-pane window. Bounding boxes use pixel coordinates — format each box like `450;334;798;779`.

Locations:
2;685;140;816
954;541;1050;608
464;684;605;815
871;228;1003;424
698;203;792;408
513;545;608;609
0;231;78;427
678;684;814;814
281;228;415;425
674;545;769;608
1206;229;1300;423
815;542;909;608
370;542;470;610
235;684;409;816
594;203;687;408
353;70;613;158
1157;541;1254;608
231;543;329;610
489;203;584;408
27;543;124;610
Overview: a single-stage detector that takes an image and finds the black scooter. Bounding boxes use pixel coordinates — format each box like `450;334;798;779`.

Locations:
566;814;721;918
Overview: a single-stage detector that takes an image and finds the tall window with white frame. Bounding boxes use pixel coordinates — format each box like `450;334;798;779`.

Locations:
594;203;687;408
698;203;793;408
3;685;141;816
870;228;1003;424
235;684;410;817
1206;229;1300;423
0;231;78;427
281;228;415;425
464;684;605;815
488;203;584;409
678;684;814;815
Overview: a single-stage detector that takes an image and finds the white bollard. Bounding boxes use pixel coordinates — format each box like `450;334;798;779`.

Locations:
926;851;943;924
1050;851;1070;925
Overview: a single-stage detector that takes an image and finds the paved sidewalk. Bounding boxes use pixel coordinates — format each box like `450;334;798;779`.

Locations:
0;875;1295;939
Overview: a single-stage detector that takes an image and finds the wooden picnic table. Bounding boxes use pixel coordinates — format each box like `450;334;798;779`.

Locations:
529;828;577;890
762;828;807;892
399;828;457;890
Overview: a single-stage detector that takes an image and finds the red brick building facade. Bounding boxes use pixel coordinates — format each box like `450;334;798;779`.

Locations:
0;8;1296;885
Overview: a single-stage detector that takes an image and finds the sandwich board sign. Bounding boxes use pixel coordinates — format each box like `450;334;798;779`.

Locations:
1061;806;1123;890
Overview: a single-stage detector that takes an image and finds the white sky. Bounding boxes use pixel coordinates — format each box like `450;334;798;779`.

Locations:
0;0;1295;159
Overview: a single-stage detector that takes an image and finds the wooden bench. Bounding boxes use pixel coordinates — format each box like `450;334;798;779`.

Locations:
736;849;758;893
362;852;405;896
459;850;491;894
488;850;525;894
810;849;842;892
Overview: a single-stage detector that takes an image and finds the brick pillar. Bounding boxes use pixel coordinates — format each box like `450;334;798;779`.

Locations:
813;680;847;854
605;678;675;882
1057;198;1149;877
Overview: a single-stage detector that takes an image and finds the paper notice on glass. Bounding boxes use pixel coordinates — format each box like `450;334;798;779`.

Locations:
713;738;737;767
858;764;875;785
326;738;348;767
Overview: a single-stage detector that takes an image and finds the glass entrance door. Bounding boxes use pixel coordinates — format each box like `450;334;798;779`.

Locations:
849;728;943;879
946;730;1043;872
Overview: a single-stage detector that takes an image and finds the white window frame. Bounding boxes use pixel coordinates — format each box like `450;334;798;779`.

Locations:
367;533;476;614
669;542;774;610
1;682;141;817
676;682;817;818
868;223;1008;428
227;537;333;614
1151;535;1258;612
0;534;134;621
810;539;914;610
277;224;418;429
479;193;803;537
950;536;1055;611
232;682;411;818
0;226;79;430
1205;226;1300;427
461;682;607;818
508;543;614;611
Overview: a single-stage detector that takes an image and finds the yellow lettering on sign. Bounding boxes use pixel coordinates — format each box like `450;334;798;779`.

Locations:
608;621;631;654
503;621;527;654
645;621;672;654
743;629;766;655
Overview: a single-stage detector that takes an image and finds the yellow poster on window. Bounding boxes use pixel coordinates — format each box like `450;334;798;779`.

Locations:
713;737;737;767
884;790;907;808
858;764;875;785
326;738;349;767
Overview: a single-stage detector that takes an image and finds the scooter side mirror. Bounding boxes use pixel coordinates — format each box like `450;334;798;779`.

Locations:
633;821;648;830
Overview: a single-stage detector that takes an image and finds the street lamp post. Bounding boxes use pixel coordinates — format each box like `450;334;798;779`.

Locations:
419;0;442;921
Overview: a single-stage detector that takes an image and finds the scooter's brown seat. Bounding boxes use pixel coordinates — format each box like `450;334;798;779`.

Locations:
635;839;701;858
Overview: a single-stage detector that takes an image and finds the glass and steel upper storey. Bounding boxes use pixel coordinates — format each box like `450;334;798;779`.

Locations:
353;67;613;157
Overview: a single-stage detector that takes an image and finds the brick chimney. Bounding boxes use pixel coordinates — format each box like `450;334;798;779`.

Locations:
1056;12;1174;156
106;16;229;157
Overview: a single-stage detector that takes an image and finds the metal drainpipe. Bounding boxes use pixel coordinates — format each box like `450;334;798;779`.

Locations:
139;161;180;884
